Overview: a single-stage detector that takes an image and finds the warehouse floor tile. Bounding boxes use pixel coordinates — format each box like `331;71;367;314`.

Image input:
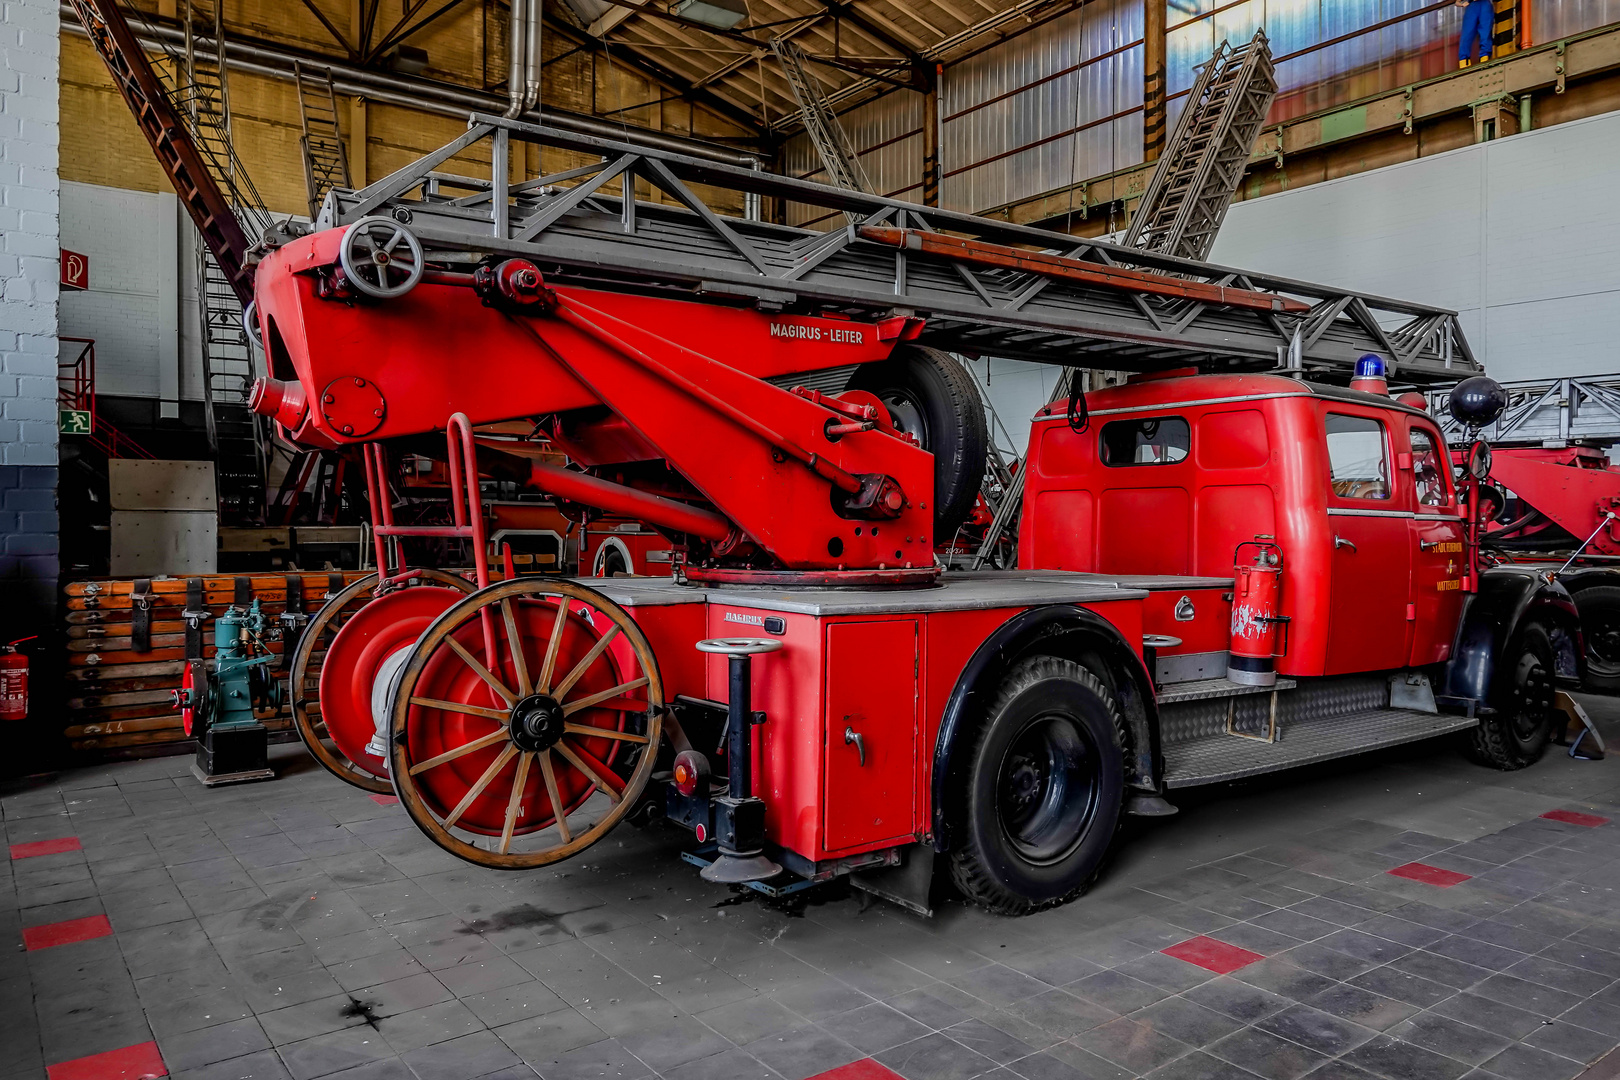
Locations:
9;699;1620;1080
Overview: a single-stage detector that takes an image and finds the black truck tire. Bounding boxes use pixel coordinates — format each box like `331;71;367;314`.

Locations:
847;346;988;541
1465;621;1557;769
947;656;1125;915
1575;586;1620;692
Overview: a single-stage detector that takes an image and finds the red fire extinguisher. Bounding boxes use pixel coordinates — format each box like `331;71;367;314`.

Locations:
0;637;35;721
1229;539;1288;687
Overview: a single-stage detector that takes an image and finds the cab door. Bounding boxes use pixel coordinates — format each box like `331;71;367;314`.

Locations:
1324;409;1414;674
1406;423;1466;665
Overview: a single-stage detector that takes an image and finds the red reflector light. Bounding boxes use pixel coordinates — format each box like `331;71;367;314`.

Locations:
672;750;709;797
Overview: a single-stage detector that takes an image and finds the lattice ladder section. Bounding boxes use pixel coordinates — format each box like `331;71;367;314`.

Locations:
294;61;352;220
1125;29;1277;262
771;38;872;195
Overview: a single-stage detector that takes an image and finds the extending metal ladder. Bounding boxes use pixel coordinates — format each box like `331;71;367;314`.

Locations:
294;61;352;220
971;31;1277;567
770;38;872;196
1125;29;1277;262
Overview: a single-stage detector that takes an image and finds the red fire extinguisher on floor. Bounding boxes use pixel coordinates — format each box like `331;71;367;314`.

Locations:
1228;539;1288;687
1;637;35;721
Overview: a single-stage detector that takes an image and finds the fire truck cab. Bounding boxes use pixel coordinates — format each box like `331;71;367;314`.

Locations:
1017;368;1583;795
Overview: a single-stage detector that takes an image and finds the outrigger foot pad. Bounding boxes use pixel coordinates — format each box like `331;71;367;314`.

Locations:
700;852;783;884
1126;793;1179;817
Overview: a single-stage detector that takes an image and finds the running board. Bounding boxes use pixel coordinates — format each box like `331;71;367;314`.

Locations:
1162;708;1479;788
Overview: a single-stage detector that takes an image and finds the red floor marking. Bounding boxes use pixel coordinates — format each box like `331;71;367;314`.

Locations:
1543;809;1610;828
369;795;398;806
805;1061;904;1080
9;837;82;859
23;914;113;951
1163;936;1265;974
47;1040;167;1080
1388;862;1471;887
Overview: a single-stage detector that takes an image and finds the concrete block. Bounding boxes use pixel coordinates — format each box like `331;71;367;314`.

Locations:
0;466;17;489
3;396;55;421
17;510;54;535
0;301;50;336
5;530;57;556
2;228;55;257
3;442;57;466
17;466;55;489
3;2;59;35
0;511;17;534
17;118;58;150
6;351;56;376
3;485;52;509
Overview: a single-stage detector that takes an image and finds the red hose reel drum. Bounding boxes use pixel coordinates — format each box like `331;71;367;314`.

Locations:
319;585;470;779
1229;537;1287;686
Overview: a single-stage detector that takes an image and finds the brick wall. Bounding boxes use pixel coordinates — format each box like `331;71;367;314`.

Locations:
1;0;61;649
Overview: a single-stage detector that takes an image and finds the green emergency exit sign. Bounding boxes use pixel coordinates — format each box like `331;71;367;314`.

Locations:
59;409;93;435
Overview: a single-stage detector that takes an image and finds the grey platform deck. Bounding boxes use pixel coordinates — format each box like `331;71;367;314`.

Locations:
595;571;1150;616
1163;707;1480;788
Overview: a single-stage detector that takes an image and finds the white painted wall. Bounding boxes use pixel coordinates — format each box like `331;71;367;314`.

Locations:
1209;108;1620;384
57;180;202;407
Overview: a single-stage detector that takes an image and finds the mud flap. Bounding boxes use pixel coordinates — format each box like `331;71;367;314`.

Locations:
851;844;935;918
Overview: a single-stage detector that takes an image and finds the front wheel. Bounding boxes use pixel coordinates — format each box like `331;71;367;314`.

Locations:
1464;621;1557;769
1575;586;1620;692
947;656;1125;915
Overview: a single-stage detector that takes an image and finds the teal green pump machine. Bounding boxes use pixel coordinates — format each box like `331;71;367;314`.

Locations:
173;600;282;785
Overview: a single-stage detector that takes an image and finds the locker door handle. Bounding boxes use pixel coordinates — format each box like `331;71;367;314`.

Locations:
844;726;866;767
1334;536;1357;552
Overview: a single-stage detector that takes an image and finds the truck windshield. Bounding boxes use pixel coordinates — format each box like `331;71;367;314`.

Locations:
1100;416;1190;466
1326;413;1389;499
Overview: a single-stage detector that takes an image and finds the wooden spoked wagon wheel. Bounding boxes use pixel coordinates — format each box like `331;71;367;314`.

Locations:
387;578;663;869
290;569;475;793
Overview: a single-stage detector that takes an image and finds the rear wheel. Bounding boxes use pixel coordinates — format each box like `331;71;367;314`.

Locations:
1465;621;1557;769
948;656;1125;915
847;346;988;541
1575;586;1620;692
388;578;663;869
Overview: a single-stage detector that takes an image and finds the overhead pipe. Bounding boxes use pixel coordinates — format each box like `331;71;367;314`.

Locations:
59;5;761;166
503;0;526;118
523;0;542;112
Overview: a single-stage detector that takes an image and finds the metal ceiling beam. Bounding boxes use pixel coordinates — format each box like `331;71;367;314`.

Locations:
544;15;771;135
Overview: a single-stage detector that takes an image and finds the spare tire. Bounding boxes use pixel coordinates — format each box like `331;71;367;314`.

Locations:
847;346;988;540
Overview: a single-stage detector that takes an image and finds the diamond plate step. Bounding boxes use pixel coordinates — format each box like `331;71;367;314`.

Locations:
1156;677;1297;706
1163;708;1478;789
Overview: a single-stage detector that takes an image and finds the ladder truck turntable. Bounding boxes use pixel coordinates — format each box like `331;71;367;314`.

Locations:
243;115;1577;915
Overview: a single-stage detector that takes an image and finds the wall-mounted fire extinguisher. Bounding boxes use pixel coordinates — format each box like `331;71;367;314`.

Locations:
0;637;35;721
1229;539;1289;687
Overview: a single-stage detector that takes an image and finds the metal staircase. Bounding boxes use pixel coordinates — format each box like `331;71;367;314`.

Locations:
136;2;275;524
770;38;872;196
1125;29;1277;262
294;61;352;220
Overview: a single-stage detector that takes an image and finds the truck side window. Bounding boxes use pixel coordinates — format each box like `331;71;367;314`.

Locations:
1325;413;1388;499
1100;416;1190;466
1409;428;1450;507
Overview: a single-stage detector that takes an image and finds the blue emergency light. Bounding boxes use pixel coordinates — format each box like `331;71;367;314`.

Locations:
1355;354;1386;379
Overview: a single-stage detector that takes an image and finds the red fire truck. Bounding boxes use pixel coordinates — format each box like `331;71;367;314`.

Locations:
244;116;1582;916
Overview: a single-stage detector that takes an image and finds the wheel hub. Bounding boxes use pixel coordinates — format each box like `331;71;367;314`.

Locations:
509;693;565;752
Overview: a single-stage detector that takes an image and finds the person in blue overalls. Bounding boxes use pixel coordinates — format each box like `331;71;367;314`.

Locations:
1458;0;1494;67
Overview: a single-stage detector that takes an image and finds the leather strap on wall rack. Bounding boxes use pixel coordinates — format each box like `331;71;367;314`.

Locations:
130;578;153;653
183;577;208;659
